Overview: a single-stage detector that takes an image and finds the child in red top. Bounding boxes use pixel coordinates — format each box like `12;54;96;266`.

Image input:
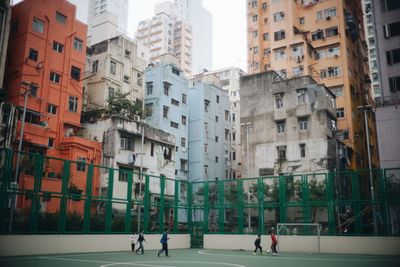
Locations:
269;230;278;256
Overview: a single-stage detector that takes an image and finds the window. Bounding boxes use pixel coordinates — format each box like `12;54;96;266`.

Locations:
337;107;345;118
215;156;219;163
277;146;286;160
50;72;60;83
70;66;81;81
164;82;171;95
292;65;304;76
299;144;306;158
151;143;154;156
320;67;341;78
225;129;230;141
325;26;338;37
118;167;129;182
252;15;258;22
110;60;116;74
253;46;259;54
28;48;38;61
382;0;400;12
204;122;209;133
182;115;186;125
137;73;143;86
276;120;285;133
274;48;286;60
299;117;308;130
262;2;267;10
329;85;343;97
182;94;187;104
384;21;400;38
252;30;258;38
53;41;64;53
163;106;169;118
386;48;400;65
215;116;219;122
204;143;208;153
299;17;305;24
68;96;78;112
250;0;257;8
204;165;208;176
171;99;179;106
73;38;83;51
12;20;19;34
225;110;229;121
120;135;134;150
47;104;57;115
232;132;236;141
56;12;67;24
389;76;400;92
216;95;220;103
108;87;114;99
33;17;44;33
76;157;86;172
204;99;210;112
181;138;186;148
215;136;219;142
311;30;324;40
262;32;269;41
171;121;179;128
264;48;271;56
275;93;283;109
92;60;98;73
172;67;180;76
274;30;285;41
273;11;284;22
297;89;306;104
232;151;236;161
29;83;38;97
124;75;130;83
48;138;54;148
146;82;153;95
232;113;236;122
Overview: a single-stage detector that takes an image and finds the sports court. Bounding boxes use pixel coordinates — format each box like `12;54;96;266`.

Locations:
1;249;400;267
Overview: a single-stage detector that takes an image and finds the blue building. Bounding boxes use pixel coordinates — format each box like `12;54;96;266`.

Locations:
188;82;231;181
145;60;189;180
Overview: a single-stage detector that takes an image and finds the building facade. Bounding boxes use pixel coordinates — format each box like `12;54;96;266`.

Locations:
85;35;148;110
208;67;246;179
188;82;231;181
144;60;189;181
240;71;339;176
372;0;400;168
174;0;213;73
135;2;192;75
4;0;102;211
246;0;379;169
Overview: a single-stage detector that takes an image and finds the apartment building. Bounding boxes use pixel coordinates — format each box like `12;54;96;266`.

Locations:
85;35;148;110
136;1;192;75
4;0;102;211
246;0;379;169
144;58;189;181
372;0;400;168
188;79;231;181
240;71;341;175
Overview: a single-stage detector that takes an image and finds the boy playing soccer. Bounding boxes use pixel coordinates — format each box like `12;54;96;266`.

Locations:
269;230;278;256
253;234;263;255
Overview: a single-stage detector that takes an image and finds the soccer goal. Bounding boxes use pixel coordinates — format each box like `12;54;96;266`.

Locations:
276;223;322;253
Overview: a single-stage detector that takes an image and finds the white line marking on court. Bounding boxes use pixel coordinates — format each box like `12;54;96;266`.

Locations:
43;251;128;258
101;261;246;267
198;250;400;262
38;256;115;264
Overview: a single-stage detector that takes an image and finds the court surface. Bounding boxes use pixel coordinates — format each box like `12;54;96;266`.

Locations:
1;249;400;267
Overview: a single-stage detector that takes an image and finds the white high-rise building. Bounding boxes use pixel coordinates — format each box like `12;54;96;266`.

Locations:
136;1;192;75
174;0;213;74
87;0;128;45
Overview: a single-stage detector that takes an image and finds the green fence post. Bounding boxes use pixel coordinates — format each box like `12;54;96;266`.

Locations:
204;182;209;233
143;175;150;233
126;170;133;233
188;183;192;233
352;171;361;234
327;172;335;235
159;175;165;233
106;168;114;233
173;180;179;233
83;164;94;233
381;168;389;235
218;180;224;233
258;177;264;234
278;176;286;226
238;180;244;234
30;153;44;234
59;160;70;234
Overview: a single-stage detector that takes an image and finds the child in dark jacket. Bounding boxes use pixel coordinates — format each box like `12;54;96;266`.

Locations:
158;230;170;257
253;234;263;255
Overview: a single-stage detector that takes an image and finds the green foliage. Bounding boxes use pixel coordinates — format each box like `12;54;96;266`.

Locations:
90;214;106;232
37;212;59;231
66;211;84;231
106;89;143;119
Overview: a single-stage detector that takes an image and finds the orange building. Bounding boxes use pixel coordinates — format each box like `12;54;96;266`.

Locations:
5;0;102;212
247;0;379;169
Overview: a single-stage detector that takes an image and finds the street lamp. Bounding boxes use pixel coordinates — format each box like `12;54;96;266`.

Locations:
9;81;33;233
356;104;377;234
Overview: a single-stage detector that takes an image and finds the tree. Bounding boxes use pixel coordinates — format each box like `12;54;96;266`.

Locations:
106;89;143;119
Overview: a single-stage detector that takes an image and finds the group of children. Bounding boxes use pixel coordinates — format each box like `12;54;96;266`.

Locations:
253;230;278;256
130;230;170;257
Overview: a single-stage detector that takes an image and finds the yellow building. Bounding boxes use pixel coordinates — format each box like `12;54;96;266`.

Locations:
247;0;379;169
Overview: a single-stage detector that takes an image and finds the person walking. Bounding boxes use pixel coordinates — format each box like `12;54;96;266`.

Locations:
158;230;170;257
130;232;138;252
269;230;278;256
253;234;263;255
135;231;146;254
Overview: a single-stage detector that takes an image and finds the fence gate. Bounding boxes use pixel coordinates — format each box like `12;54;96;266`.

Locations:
190;222;204;248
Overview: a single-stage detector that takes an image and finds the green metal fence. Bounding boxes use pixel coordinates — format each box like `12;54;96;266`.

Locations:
1;148;399;237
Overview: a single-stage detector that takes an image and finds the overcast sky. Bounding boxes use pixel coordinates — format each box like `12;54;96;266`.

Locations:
14;0;247;72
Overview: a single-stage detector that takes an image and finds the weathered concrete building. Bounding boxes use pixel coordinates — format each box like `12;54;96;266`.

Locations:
240;71;339;176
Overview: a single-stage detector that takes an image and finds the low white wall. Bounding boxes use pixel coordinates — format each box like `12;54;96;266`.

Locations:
204;234;400;255
0;234;190;256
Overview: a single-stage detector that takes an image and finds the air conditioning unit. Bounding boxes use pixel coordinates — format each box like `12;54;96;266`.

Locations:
133;115;141;122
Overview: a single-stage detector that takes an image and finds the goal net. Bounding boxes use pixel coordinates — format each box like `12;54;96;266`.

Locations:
276;223;322;253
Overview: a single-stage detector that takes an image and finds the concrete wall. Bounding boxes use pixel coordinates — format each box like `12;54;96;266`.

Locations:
0;234;190;256
204;234;400;255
